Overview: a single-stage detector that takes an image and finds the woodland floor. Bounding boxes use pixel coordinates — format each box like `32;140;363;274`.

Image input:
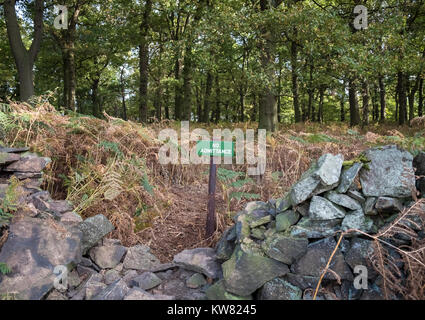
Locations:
138;184;227;262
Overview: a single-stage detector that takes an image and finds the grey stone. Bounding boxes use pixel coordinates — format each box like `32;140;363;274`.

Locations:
45;290;68;300
173;248;221;279
85;281;107;300
234;213;251;243
336;162;363;193
0;217;82;300
121;270;139;286
292;237;353;281
154;278;205;300
123;245;161;271
341;209;373;233
125;287;175;300
375;197;403;213
290;217;342;238
285;273;320;290
250;227;266;240
89;243;127;269
206;280;252;300
0;146;29;153
68;270;82;288
294;202;310;217
413;152;425;196
275;197;292;213
364;197;378;216
249;215;272;228
78;214;114;254
262;234;308;265
360;145;416;197
325;191;362;210
216;226;236;261
309;196;346;220
345;238;377;279
275;210;299;232
0;152;20;165
259;278;302;300
222;245;289;296
186;273;207;289
149;263;177;273
347;190;366;203
289;168;321;205
315;153;344;186
130;272;162;290
60;211;83;225
4;155;50;172
92;279;129;300
104;269;122;285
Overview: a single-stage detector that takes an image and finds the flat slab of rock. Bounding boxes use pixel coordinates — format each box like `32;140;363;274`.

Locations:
292;237;353;281
336;162;363;193
89;243;127;269
130;272;162;290
123;245;161;271
345;238;377;279
0;146;29;153
222;245;289;296
275;210;299;232
262;234;308;265
259;278;302;300
173;248;221;279
0;217;83;300
4;154;50;172
325;191;362;210
124;287;175;300
78;214;114;254
92;279;129;300
290;217;342;238
360;145;416;197
206;280;252;300
375;197;403;213
0;152;20;165
186;273;207;289
309;196;346;220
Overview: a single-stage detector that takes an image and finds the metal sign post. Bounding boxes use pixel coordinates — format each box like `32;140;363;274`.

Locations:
197;140;234;238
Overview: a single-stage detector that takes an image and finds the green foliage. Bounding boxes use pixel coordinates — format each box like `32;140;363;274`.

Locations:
0;263;11;275
290;133;340;144
217;168;244;182
0;176;22;227
98;141;124;159
229;192;260;201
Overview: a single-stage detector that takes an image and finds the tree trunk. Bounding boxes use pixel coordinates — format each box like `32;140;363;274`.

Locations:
182;45;193;121
120;69;127;121
419;77;424;117
349;79;360;126
214;74;220;123
362;80;369;127
4;0;44;101
371;84;379;122
397;71;407;125
257;0;281;132
139;0;153;123
203;71;213;123
340;91;345;122
307;64;314;121
318;87;324;123
378;75;386;122
291;38;301;123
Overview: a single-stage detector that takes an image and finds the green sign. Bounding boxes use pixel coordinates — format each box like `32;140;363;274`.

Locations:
197;141;234;157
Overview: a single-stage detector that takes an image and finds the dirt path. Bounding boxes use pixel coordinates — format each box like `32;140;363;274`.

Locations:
138;183;227;262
